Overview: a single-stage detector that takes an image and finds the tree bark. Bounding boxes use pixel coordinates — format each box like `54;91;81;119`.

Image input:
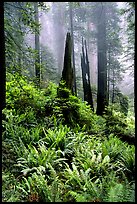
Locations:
34;2;40;86
112;67;115;103
69;2;77;96
61;32;73;92
52;3;65;77
17;2;23;75
1;3;5;110
96;3;108;115
107;47;111;105
81;38;94;111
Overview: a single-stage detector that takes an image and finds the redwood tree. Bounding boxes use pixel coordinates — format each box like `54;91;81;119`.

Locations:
69;2;77;95
96;3;108;115
34;2;40;86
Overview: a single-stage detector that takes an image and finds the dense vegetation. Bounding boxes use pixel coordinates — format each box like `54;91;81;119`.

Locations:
2;72;135;202
2;2;135;202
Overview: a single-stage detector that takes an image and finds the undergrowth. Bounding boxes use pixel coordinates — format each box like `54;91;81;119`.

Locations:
2;72;135;202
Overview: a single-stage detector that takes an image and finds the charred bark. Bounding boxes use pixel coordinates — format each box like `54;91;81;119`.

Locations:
61;32;73;92
81;38;94;111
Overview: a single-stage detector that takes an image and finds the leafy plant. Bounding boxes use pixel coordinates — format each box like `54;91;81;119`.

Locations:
105;181;135;202
16;166;63;202
3;71;135;202
2;171;21;202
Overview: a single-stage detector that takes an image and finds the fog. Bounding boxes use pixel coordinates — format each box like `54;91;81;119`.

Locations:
26;2;134;99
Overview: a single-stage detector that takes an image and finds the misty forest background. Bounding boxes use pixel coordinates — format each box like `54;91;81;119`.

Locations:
2;2;135;202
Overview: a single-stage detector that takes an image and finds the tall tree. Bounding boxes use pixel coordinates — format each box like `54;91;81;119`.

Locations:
34;2;40;86
52;2;66;76
4;2;42;77
121;2;135;71
120;2;135;113
69;2;77;95
106;2;123;105
4;2;25;73
1;3;5;110
96;3;107;115
17;2;24;74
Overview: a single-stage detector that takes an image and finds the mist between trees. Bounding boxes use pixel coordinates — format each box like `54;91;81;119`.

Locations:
4;2;134;116
2;2;135;202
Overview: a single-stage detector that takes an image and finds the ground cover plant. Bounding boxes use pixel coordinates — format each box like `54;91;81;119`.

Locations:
2;73;135;202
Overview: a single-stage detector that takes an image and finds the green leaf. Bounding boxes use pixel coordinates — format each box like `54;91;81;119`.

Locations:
102;155;110;164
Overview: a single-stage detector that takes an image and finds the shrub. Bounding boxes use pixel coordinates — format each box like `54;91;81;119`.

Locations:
16;169;63;202
104;106;135;143
2;171;21;202
6;72;52;116
3;72;135;202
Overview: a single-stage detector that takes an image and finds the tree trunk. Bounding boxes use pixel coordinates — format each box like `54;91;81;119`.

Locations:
87;20;90;51
17;2;22;74
34;2;40;86
107;47;111;105
112;67;115;103
96;3;108;115
81;38;94;111
134;43;135;116
1;3;5;110
69;2;77;95
61;32;73;92
85;40;94;111
52;3;65;77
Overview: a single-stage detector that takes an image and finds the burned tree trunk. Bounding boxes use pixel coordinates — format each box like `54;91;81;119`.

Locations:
81;38;86;101
61;32;73;93
81;38;94;111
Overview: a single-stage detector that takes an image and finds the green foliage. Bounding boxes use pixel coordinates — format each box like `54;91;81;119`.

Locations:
104;105;135;139
6;73;44;110
2;171;21;202
105;181;135;202
4;2;41;75
40;124;71;150
78;100;106;134
3;72;135;202
17;169;63;202
6;73;58;125
6;73;105;133
40;45;58;83
114;91;129;116
120;94;129;116
57;80;71;98
15;143;65;175
4;1;135;201
102;134;135;181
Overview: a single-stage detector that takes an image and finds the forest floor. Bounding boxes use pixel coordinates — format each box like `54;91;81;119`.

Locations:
2;73;135;202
